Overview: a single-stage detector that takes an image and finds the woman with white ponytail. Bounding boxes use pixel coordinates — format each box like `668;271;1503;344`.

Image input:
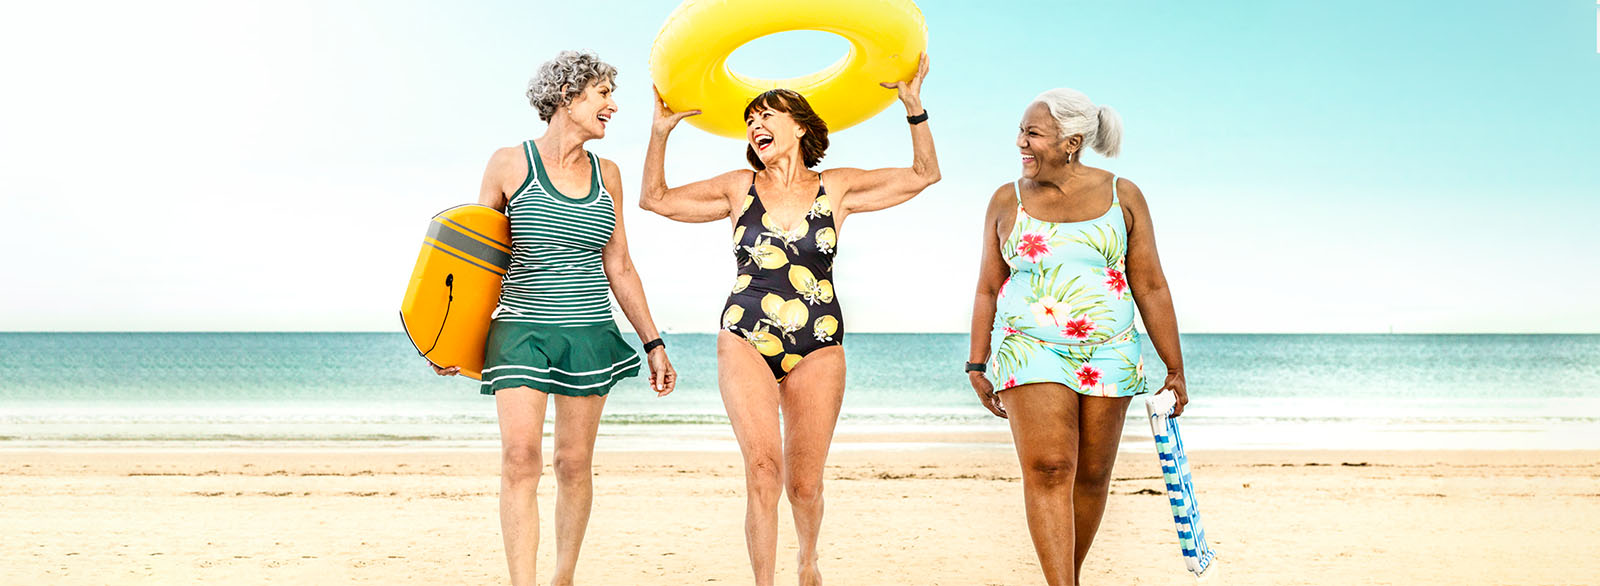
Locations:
964;88;1188;585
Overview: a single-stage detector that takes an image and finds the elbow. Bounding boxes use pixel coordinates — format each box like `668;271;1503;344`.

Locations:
638;195;657;212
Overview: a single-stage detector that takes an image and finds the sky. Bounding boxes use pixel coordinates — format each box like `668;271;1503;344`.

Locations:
2;0;1596;333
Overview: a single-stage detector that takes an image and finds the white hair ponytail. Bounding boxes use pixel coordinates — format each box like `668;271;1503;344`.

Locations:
1031;88;1123;159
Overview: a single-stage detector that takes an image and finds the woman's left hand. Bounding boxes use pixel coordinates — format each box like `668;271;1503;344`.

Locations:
647;348;677;397
1161;370;1188;417
880;52;929;110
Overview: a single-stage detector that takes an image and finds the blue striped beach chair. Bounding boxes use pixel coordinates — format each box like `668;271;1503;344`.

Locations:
1145;390;1217;579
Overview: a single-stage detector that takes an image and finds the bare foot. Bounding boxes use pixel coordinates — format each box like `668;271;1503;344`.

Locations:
798;561;822;586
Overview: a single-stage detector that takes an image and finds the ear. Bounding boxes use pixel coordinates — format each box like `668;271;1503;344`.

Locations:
1065;134;1084;153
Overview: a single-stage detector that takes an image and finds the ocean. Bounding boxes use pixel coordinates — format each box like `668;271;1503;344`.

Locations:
2;333;1597;450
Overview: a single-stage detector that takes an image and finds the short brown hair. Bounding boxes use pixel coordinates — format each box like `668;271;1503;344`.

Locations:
743;89;829;169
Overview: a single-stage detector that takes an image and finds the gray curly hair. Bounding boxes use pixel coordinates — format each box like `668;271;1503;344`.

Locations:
527;50;618;122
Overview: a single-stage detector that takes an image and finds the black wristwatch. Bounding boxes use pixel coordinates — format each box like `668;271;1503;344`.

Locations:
964;362;986;374
642;338;666;353
906;110;929;125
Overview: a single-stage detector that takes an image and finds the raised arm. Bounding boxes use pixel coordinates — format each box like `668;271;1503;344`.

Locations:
638;89;739;223
598;157;675;396
967;183;1015;418
830;53;940;219
1119;178;1187;415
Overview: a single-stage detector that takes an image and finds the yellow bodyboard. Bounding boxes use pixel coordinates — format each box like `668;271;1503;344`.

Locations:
399;204;511;380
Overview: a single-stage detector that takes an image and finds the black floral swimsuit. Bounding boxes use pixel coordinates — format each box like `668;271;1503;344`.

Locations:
721;173;843;381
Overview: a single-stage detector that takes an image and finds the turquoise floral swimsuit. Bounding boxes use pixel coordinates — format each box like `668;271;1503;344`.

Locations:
990;177;1148;397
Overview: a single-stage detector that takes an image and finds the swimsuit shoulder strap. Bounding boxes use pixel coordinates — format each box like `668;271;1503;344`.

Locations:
1111;175;1120;204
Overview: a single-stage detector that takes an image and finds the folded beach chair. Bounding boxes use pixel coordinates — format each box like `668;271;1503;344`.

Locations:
1145;390;1217;579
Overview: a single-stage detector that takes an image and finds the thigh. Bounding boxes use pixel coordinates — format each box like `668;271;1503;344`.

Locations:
552;392;609;455
718;331;782;461
1075;395;1132;475
497;386;552;453
777;347;847;474
1000;383;1081;463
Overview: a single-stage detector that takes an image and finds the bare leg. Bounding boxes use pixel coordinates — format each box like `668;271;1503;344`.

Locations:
777;347;846;586
497;386;552;586
549;392;608;586
718;331;783;586
1000;383;1081;586
1071;395;1132;581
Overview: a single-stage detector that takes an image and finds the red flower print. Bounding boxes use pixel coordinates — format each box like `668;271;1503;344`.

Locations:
1003;376;1018;390
1003;326;1021;336
1074;364;1103;389
1015;232;1051;262
1062;317;1096;340
1104;268;1128;297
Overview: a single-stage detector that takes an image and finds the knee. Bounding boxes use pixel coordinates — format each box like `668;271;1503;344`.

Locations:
552;450;592;485
1076;459;1115;494
502;447;543;486
786;476;823;505
1024;454;1077;488
746;453;783;498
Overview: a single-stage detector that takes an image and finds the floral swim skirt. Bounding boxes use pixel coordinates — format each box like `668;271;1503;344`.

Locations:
989;325;1149;397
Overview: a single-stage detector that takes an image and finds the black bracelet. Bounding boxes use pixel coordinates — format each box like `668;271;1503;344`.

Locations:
642;338;665;353
906;110;929;125
964;361;986;374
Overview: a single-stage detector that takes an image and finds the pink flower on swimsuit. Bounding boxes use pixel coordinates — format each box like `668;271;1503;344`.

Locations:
1003;325;1021;336
1003;376;1018;390
1104;268;1128;298
1074;364;1103;389
1062;317;1096;340
1016;232;1051;262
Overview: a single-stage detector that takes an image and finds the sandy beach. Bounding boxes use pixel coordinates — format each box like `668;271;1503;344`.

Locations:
3;444;1597;585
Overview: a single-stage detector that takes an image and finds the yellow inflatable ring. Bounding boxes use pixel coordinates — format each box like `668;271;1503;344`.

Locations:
650;0;927;140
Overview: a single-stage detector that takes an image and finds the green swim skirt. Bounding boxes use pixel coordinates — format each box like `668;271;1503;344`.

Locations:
479;320;642;397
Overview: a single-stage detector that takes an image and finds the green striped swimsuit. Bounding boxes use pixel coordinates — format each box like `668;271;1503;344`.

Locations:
479;140;641;396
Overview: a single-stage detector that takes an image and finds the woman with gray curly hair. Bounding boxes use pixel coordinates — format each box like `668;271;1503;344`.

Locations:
966;88;1189;585
432;49;678;586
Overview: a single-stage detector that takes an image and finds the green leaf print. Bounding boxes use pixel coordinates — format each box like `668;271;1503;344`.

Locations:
1066;224;1125;269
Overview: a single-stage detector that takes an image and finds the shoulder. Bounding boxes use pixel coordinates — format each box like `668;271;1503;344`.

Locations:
989;181;1018;209
1113;176;1148;210
595;156;624;198
490;144;525;166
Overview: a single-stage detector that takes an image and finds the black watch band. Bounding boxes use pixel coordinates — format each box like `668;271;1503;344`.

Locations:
642;338;665;353
906;110;929;125
964;362;986;374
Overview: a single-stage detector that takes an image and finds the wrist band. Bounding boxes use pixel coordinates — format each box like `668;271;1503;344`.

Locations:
907;110;929;125
964;361;985;374
643;338;665;353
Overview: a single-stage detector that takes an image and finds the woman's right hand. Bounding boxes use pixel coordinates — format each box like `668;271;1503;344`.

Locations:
970;372;1007;419
652;87;700;136
430;362;459;376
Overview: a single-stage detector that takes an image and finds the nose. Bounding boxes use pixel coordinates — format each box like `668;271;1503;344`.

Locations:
1015;132;1028;149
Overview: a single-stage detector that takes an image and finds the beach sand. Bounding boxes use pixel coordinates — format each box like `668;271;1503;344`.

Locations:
3;443;1597;585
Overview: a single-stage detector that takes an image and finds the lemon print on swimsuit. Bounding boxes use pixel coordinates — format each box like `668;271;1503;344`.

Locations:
808;194;833;219
813;315;838;342
759;293;809;340
745;243;789;269
731;274;752;294
814;227;836;254
722;305;745;329
788;265;834;305
732;225;746;250
781;353;803;373
744;327;784;356
741;195;754;214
